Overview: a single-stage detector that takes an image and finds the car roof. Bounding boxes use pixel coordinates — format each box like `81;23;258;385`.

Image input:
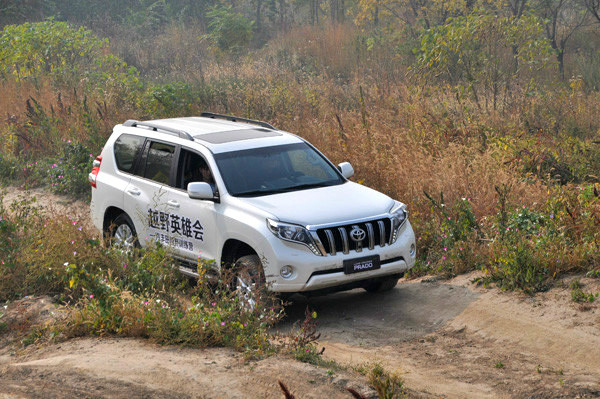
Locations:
118;116;304;154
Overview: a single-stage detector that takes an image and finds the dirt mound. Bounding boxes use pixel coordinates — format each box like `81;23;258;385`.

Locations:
0;338;377;399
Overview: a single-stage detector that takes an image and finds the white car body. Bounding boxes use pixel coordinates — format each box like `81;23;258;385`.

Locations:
89;115;416;294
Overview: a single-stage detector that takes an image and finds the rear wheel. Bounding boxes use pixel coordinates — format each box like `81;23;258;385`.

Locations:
233;254;265;310
107;213;138;251
363;274;402;293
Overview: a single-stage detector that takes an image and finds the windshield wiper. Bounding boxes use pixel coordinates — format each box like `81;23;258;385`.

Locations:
235;189;285;197
277;182;335;192
235;182;336;197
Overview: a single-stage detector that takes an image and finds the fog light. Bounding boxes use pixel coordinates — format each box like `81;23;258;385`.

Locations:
410;243;416;257
280;265;294;279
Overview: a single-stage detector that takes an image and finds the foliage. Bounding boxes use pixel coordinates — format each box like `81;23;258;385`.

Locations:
204;6;254;53
0;15;599;301
141;82;211;118
417;194;484;277
288;307;324;365
416;13;553;110
570;279;598;302
478;184;600;293
0;194;283;355
0;20;140;98
34;141;94;198
66;272;283;355
367;363;405;399
0;20;106;84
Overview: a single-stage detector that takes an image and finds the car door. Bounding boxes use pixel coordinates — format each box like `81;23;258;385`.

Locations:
122;139;177;248
165;147;220;263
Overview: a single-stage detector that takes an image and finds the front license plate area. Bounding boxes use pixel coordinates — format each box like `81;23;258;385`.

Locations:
343;255;381;274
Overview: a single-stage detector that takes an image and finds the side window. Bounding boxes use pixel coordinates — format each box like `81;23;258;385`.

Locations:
177;149;215;190
143;141;176;185
113;134;145;173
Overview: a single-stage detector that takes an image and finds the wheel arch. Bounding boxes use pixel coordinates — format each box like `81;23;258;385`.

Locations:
221;239;258;268
103;206;127;233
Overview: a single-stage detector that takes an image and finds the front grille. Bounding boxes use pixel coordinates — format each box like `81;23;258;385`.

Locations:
316;218;392;255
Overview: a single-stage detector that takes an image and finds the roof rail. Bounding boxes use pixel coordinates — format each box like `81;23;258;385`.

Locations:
200;112;275;130
123;120;194;141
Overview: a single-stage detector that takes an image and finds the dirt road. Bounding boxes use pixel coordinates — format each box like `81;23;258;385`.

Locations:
2;188;600;398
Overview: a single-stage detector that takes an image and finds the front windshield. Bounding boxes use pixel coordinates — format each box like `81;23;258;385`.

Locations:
214;143;345;197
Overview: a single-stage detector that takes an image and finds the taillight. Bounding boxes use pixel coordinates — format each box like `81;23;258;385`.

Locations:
89;156;102;188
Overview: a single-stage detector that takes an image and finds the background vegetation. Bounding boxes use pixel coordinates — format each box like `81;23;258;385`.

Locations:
1;0;599;297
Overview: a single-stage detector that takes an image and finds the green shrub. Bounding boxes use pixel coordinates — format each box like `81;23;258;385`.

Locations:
205;6;254;53
34;141;94;198
570;279;598;303
485;239;551;294
419;193;483;277
141;82;212;118
368;363;405;399
0;20;141;98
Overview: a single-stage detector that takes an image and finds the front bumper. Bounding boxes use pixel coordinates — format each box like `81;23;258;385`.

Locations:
264;220;416;293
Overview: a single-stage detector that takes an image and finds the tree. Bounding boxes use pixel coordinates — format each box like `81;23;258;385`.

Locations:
536;0;589;79
416;13;553;111
205;5;254;53
583;0;600;23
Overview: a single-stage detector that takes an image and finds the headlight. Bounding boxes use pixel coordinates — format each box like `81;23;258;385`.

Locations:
267;218;322;255
389;202;408;243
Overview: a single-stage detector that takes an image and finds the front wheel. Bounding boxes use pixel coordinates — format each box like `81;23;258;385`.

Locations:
363;274;402;293
233;254;265;310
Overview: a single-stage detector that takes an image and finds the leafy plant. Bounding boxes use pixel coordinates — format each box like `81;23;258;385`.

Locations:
34;141;94;198
570;279;598;303
204;6;254;53
368;363;405;399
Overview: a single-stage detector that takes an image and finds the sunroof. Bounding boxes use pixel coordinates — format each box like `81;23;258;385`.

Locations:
195;129;282;144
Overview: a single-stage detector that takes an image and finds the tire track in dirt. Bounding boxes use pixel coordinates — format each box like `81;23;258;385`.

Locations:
282;277;600;398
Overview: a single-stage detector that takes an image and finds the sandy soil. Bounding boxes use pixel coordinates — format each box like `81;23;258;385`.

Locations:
2;187;600;398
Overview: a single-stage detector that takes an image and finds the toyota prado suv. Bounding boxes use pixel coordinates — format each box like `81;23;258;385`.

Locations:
89;113;416;296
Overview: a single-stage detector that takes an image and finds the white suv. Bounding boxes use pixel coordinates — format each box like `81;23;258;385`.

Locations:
89;113;416;295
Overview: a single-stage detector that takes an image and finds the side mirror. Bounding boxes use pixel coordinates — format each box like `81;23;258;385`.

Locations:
338;162;354;179
188;182;217;201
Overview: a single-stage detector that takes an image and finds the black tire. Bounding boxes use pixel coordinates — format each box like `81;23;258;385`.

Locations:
363;274;402;293
107;213;139;251
233;254;266;309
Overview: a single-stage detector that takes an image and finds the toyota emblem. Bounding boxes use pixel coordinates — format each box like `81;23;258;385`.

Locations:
350;226;366;242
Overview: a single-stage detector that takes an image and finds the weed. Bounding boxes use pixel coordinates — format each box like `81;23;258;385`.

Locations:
368;363;405;399
586;270;600;278
288;307;324;364
495;361;505;369
34;141;94;198
570;280;598;303
0;194;283;356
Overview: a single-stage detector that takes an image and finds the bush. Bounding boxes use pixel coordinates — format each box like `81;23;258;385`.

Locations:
205;6;254;53
416;193;484;277
34;141;94;198
0;194;283;355
0;20;139;92
65;268;283;355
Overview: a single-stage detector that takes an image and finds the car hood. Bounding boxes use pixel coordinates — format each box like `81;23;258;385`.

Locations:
238;181;395;227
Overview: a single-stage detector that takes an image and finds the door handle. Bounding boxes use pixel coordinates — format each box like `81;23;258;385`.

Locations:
127;187;141;196
167;200;180;208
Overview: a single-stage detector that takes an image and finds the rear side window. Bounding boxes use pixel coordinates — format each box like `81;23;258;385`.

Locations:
143;141;176;185
114;134;145;173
